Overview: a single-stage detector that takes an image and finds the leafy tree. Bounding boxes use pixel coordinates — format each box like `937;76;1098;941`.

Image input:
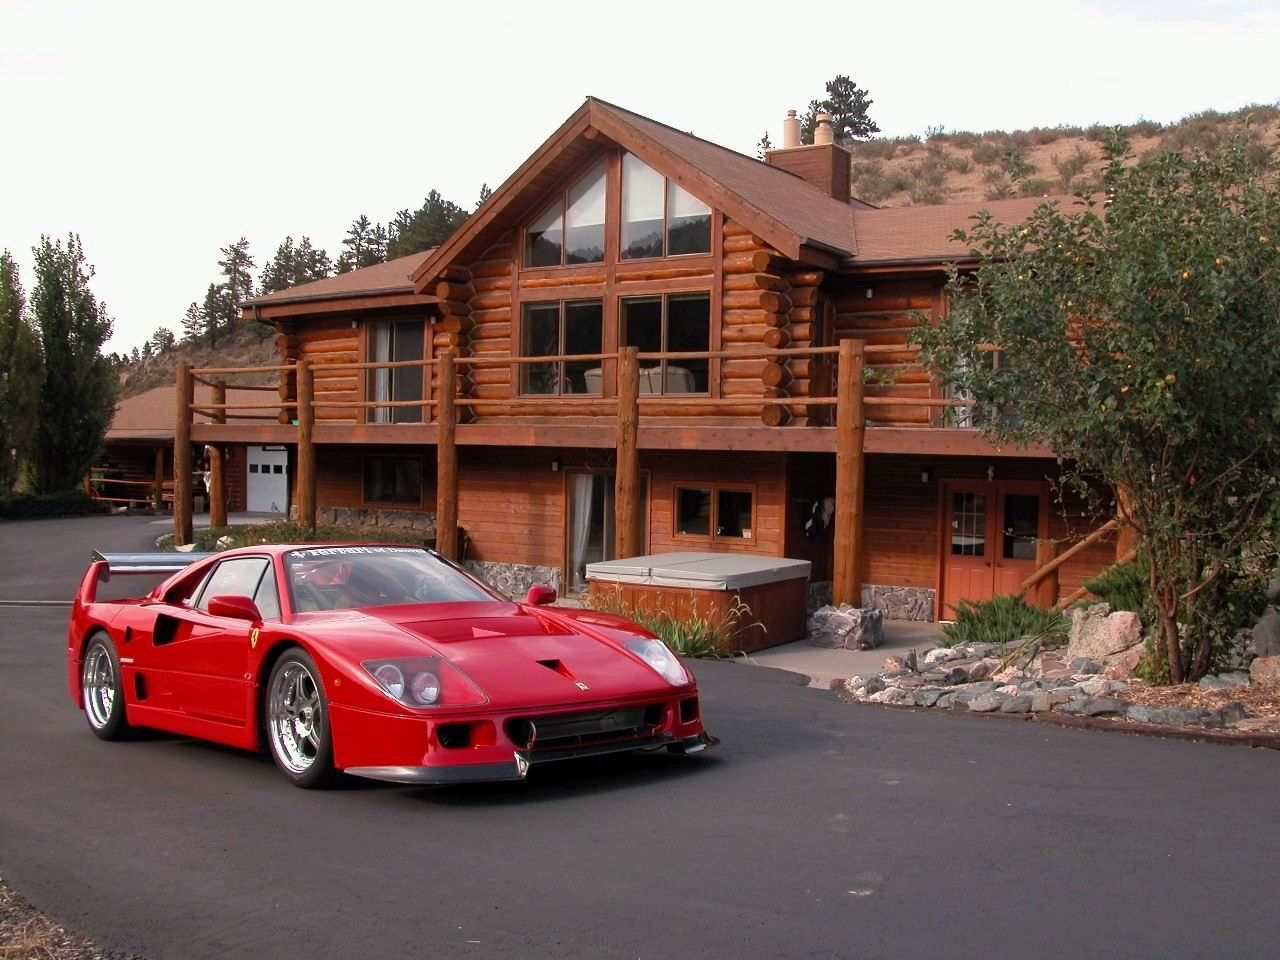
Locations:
914;131;1280;683
150;326;176;351
0;252;41;490
260;235;333;293
29;235;115;494
801;75;880;145
336;215;389;273
386;190;469;259
181;301;204;342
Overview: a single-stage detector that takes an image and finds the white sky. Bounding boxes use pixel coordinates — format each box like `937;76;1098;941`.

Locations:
1;0;1276;353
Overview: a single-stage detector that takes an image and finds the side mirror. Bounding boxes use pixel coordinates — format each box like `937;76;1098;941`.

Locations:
207;595;262;622
524;584;557;606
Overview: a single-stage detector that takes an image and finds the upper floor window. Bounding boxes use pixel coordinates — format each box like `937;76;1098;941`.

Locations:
525;160;606;267
367;319;425;423
621;154;711;259
620;292;710;393
520;299;603;395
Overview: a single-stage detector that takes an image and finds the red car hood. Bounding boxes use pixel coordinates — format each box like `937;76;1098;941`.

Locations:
357;602;681;707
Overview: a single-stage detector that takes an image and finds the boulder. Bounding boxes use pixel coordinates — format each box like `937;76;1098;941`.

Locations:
922;647;955;666
1030;692;1053;713
966;692;1005;713
1000;695;1033;714
1198;672;1250;692
1103;645;1145;680
843;674;886;698
913;688;948;708
1250;655;1280;686
1209;701;1249;726
967;658;1000;682
1068;603;1144;660
807;604;885;650
867;687;911;705
1082;697;1130;717
1249;606;1280;659
1069;656;1104;675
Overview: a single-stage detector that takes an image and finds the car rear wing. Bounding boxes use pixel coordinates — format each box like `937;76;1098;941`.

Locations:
76;551;215;606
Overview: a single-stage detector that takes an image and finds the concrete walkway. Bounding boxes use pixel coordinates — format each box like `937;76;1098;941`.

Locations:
737;620;946;688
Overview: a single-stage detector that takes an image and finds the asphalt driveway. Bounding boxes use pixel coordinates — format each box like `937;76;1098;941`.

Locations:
1;515;1278;959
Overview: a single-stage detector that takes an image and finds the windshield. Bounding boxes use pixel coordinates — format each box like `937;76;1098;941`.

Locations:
284;546;495;612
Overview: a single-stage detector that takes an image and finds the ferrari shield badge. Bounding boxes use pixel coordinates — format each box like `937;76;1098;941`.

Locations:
575;681;590;692
250;627;260;649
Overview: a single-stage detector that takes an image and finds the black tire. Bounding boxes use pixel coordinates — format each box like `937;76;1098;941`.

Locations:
265;649;337;789
81;631;131;741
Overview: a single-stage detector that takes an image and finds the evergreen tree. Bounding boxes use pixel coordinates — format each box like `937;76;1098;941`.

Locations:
181;301;203;342
801;75;880;145
336;215;389;273
476;183;493;209
260;236;333;293
202;283;231;344
0;251;41;491
151;326;176;351
215;237;255;331
385;190;469;259
756;131;773;160
29;235;115;494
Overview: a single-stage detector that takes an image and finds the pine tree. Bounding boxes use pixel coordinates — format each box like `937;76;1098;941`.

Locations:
336;215;389;273
181;301;203;342
29;235;115;494
0;251;42;491
756;131;773;160
294;237;332;283
386;190;469;259
151;326;175;351
261;236;333;293
202;283;231;344
215;237;255;331
800;75;880;145
476;183;493;209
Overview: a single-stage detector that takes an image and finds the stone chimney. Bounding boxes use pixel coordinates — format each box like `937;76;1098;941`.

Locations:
765;109;851;203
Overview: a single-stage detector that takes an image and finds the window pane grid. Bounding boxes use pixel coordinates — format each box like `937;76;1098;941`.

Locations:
674;484;753;541
951;492;986;556
520;300;603;395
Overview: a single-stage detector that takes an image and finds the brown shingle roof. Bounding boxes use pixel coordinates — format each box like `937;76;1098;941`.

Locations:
243;250;434;307
108;384;277;441
589;99;857;255
849;196;1079;264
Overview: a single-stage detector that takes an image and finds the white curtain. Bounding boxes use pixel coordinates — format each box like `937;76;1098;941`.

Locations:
569;473;595;590
370;322;392;423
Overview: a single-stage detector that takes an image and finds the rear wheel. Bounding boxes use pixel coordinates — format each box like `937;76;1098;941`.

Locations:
266;649;336;788
82;632;130;740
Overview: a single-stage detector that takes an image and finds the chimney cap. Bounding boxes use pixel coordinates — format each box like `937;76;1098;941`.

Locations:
814;112;834;146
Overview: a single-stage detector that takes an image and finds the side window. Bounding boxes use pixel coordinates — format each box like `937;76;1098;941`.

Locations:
254;568;282;620
196;558;271;612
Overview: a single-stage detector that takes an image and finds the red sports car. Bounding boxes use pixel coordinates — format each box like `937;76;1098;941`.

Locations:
68;544;715;788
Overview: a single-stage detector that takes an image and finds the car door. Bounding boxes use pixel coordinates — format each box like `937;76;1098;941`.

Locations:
150;556;275;725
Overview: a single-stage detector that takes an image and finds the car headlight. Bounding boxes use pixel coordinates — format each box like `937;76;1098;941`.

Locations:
624;638;689;686
361;656;487;709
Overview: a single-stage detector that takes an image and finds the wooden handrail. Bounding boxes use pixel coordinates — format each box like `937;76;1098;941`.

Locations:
1051;545;1138;611
1019;518;1120;593
192;363;297;375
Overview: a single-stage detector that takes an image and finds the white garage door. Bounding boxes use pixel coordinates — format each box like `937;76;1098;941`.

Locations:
246;446;289;514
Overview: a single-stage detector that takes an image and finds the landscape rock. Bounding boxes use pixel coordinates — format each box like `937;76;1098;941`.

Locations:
1103;644;1146;679
174;543;195;553
1198;672;1250;692
1249;606;1280;659
922;647;955;666
1030;692;1053;713
214;535;235;550
867;687;911;705
1081;697;1130;717
913;688;948;707
807;604;885;650
844;674;886;697
861;584;936;622
967;658;1000;682
1000;695;1033;714
1210;701;1249;726
882;656;910;673
966;692;1005;713
1068;603;1144;660
1267;580;1280;604
1249;655;1280;686
1069;657;1104;675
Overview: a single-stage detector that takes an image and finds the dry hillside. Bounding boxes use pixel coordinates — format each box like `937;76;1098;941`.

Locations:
118;323;279;399
848;104;1280;207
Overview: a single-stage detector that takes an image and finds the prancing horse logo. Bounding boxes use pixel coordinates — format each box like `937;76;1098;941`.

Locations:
575;681;590;692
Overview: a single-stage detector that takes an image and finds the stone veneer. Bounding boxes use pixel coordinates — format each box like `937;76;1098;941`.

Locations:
807;581;935;621
465;561;562;598
315;505;437;535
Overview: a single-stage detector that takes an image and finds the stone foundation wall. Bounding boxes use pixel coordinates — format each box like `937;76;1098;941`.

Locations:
465;561;562;598
807;582;935;621
315;505;436;535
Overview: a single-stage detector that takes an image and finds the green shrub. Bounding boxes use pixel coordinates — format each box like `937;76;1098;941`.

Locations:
586;588;755;658
1083;557;1153;619
0;490;108;521
949;131;979;149
941;594;1069;648
1018;177;1055;197
971;141;1002;165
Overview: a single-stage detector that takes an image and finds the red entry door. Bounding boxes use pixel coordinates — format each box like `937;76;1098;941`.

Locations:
941;481;1047;618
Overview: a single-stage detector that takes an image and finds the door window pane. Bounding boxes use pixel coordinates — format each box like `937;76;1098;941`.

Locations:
254;569;281;620
525;202;563;267
1002;494;1039;560
197;558;270;611
716;489;753;539
666;293;710;393
363;456;422;505
564;161;606;264
521;302;561;394
667;180;711;255
951;492;986;556
621;154;665;259
368;319;425;423
563;300;603;394
676;487;712;537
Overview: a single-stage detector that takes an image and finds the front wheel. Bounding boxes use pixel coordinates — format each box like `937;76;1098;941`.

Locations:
266;649;336;788
82;632;131;740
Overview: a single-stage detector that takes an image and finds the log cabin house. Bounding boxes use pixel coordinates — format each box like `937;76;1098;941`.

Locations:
177;98;1123;622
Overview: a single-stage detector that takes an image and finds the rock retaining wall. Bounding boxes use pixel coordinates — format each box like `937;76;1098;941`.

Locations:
315;505;437;535
465;561;562;598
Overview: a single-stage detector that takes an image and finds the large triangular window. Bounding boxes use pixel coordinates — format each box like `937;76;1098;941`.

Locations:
621;154;711;259
524;160;606;267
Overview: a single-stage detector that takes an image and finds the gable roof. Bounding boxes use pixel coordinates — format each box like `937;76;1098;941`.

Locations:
108;384;272;441
848;195;1082;264
411;98;862;290
243;250;435;308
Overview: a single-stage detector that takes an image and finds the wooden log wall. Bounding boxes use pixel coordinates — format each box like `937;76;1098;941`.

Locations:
720;220;790;423
294;319;361;422
436;238;514;410
831;279;942;426
276;323;299;425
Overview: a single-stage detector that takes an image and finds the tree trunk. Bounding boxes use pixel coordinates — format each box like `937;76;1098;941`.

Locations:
1161;607;1184;684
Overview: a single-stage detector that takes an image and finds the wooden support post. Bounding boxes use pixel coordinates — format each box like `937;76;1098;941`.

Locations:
435;350;459;559
173;364;194;545
152;445;165;512
208;446;227;529
1033;540;1059;608
832;339;866;607
614;346;643;560
296;359;316;534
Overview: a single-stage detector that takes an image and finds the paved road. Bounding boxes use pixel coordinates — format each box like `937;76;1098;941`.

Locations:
2;516;1279;959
